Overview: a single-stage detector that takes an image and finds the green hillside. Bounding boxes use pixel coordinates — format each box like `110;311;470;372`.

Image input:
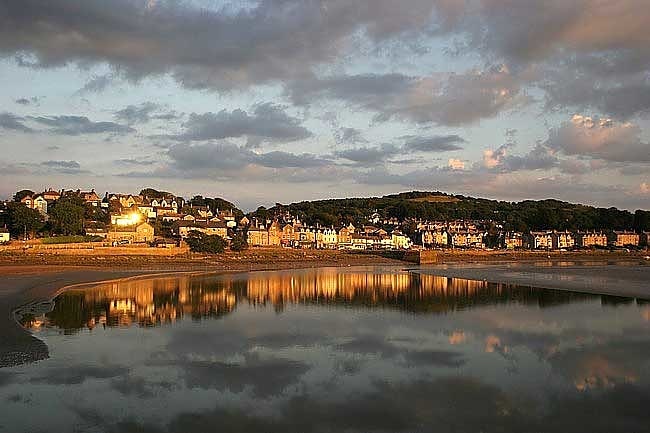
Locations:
250;191;649;232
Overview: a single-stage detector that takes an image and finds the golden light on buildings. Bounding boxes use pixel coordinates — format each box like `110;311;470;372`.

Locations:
115;212;142;227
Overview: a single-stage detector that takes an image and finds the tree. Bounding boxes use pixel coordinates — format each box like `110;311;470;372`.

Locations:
230;232;248;251
49;195;85;235
7;202;43;238
185;231;226;254
13;189;34;202
634;210;650;232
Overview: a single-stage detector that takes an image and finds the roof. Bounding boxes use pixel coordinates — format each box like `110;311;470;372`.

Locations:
0;227;9;233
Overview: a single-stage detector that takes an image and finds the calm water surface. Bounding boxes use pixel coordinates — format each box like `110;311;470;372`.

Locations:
2;267;650;433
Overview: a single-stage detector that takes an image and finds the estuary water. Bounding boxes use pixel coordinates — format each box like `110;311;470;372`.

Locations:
2;266;650;433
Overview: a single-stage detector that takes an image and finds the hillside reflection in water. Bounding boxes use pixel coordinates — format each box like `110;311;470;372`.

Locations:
3;267;650;433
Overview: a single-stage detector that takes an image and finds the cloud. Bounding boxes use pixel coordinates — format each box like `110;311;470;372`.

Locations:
333;133;464;165
0;0;439;91
290;66;526;126
402;134;465;152
28;115;135;135
15;96;41;106
448;158;465;170
114;102;180;124
41;160;81;169
39;160;87;174
165;104;311;146
0;112;33;133
334;127;367;145
333;144;400;164
481;142;558;173
546;115;650;162
76;73;114;94
164;142;331;174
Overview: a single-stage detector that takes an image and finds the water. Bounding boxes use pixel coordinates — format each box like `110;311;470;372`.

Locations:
2;267;650;433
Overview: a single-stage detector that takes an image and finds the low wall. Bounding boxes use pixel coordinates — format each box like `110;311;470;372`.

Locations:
0;243;189;256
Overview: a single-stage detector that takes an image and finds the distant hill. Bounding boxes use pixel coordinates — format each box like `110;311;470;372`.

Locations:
250;191;649;232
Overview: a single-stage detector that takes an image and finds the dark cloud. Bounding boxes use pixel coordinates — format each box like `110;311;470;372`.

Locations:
333;144;400;164
165;104;311;146
334;134;464;165
41;160;81;169
290;67;526;126
402;134;465;152
113;158;156;166
76;73;114;94
334;127;367;145
0;0;438;91
164;142;330;173
0;112;33;133
114;102;181;125
290;73;415;106
15;96;40;106
28;115;135;135
256;151;329;168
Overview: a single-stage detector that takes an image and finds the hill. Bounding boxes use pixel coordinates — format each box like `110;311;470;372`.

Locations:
250;191;650;232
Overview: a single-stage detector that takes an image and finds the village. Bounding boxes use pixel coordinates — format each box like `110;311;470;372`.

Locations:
1;187;649;252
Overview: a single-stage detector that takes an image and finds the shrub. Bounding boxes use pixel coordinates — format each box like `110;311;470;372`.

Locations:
185;231;226;254
230;233;248;251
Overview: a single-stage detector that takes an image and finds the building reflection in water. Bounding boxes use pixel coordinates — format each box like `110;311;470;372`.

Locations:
30;269;610;333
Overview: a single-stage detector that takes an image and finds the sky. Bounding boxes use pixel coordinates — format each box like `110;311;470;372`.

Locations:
0;0;649;211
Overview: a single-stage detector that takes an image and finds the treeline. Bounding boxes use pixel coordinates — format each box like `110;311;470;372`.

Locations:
256;191;650;232
1;194;108;239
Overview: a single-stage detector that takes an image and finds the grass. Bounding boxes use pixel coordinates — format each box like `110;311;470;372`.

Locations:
41;235;104;244
407;195;460;203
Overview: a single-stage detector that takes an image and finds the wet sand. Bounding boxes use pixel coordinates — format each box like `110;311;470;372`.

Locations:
0;267;167;367
416;260;650;299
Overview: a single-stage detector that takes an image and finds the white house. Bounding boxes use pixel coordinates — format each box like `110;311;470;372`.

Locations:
0;227;9;243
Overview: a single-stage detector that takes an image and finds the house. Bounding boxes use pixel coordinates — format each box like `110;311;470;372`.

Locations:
575;231;608;248
449;231;485;248
421;230;448;248
0;227;9;243
338;224;356;245
612;231;640;247
79;189;101;206
20;195;34;209
268;221;282;246
551;230;575;250
175;221;228;239
282;224;298;247
391;230;412;249
107;222;154;244
41;188;61;202
247;225;270;246
529;231;553;249
504;232;523;249
320;228;338;249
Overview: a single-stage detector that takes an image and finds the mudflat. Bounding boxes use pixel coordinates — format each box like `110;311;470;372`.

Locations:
418;260;650;299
